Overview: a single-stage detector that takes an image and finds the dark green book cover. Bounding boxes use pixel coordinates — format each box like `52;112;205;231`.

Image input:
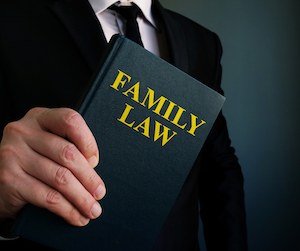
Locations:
12;35;225;251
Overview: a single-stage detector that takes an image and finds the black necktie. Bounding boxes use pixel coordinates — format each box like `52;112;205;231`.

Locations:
110;4;144;47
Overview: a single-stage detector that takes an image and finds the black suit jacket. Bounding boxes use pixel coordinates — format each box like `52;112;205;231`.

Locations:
0;0;247;250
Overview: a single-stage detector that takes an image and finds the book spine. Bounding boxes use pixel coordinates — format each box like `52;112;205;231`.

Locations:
77;35;125;115
12;35;125;237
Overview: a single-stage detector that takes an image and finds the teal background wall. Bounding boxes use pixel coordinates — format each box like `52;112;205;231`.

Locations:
160;0;300;250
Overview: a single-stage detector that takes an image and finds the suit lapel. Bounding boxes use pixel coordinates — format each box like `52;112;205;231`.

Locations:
153;0;189;73
49;0;107;72
48;0;188;74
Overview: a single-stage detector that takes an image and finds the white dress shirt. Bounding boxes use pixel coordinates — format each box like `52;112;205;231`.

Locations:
88;0;169;61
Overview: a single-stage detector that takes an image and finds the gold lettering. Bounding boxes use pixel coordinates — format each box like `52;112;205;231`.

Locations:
170;106;187;129
133;117;151;138
122;82;140;103
110;70;131;91
117;103;135;127
186;113;206;136
154;121;177;146
140;88;168;116
112;70;206;139
161;101;177;121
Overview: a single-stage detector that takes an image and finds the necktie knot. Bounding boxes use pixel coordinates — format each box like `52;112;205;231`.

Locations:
111;4;141;20
109;3;144;46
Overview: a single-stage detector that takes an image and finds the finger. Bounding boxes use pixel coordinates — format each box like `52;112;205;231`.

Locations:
18;146;104;220
33;108;99;167
16;173;92;227
0;145;92;226
25;129;105;200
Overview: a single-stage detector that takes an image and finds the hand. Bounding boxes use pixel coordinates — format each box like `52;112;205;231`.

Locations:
0;108;106;227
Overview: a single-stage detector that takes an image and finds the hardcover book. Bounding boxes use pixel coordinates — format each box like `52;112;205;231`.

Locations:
12;35;225;251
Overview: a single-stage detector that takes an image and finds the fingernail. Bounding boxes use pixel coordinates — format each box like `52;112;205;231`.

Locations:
88;155;99;168
94;184;105;200
91;202;102;219
80;215;90;226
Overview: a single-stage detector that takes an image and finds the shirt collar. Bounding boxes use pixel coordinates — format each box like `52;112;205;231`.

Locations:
88;0;156;28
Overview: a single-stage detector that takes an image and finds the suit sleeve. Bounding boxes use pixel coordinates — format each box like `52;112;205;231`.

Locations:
0;67;7;137
0;66;14;140
198;33;248;251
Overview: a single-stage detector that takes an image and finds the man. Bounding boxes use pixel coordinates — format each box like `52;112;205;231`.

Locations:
0;0;248;250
